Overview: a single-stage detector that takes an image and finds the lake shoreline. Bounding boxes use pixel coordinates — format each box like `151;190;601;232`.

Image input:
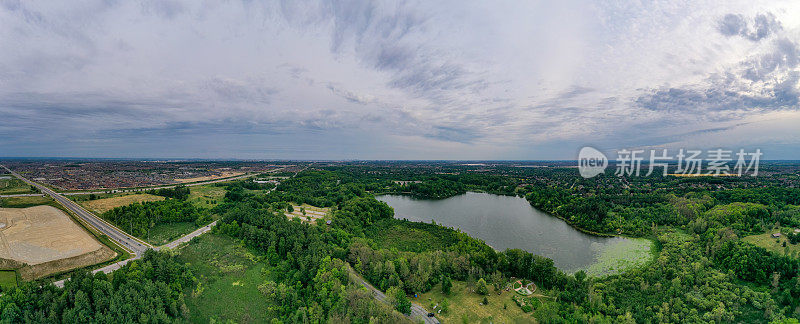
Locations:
377;192;655;276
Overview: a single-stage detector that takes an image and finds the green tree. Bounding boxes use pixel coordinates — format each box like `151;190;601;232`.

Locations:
476;278;488;295
441;275;452;295
387;286;411;314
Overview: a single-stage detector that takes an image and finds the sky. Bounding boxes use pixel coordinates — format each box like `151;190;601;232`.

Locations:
1;0;799;160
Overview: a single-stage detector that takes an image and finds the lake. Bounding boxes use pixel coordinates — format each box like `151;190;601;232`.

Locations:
377;192;652;275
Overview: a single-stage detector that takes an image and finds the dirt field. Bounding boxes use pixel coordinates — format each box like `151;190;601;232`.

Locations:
82;193;164;214
0;206;115;279
174;171;245;183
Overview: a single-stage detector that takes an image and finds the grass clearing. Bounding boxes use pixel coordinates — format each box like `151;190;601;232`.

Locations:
0;195;58;209
145;222;198;246
0;175;35;195
743;231;800;258
364;218;459;252
583;237;654;277
79;193;164;214
284;203;330;224
177;233;274;323
188;185;226;208
418;280;540;323
0;270;17;291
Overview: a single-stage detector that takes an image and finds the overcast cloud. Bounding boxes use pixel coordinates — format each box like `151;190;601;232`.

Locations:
1;0;799;159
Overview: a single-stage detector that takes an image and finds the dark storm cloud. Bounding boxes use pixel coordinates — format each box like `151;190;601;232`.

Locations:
718;12;782;41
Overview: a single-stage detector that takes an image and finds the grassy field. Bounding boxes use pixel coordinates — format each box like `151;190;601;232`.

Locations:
0;195;59;208
743;232;800;258
364;218;459;252
0;175;34;195
188;185;226;208
0;270;17;291
145;222;198;246
284;203;330;224
177;233;274;323
583;237;654;277
417;280;543;323
79;193;164;214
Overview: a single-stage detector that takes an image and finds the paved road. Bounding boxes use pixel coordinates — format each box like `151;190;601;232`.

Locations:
52;220;219;288
157;220;217;250
0;193;45;198
347;265;439;324
1;165;152;257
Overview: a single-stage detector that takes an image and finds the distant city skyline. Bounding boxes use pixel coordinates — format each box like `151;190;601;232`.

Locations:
2;1;799;160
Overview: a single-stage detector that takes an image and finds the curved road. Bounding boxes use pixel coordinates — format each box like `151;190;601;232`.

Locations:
52;220;217;288
347;264;439;324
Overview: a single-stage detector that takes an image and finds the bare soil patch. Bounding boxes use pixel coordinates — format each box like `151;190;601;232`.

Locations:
174;171;245;183
0;206;115;279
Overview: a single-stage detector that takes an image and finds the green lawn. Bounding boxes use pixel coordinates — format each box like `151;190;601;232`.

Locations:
583;237;655;277
0;175;34;195
188;185;226;208
743;231;800;258
417;280;545;323
145;222;198;246
177;233;274;323
0;270;18;291
364;218;459;252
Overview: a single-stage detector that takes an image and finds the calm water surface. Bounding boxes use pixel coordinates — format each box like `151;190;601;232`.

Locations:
377;192;635;273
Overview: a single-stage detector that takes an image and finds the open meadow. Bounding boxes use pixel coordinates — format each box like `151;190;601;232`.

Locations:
0;270;17;291
418;280;546;323
0;175;34;195
79;193;165;214
188;184;226;208
284;204;330;223
743;231;800;258
177;233;274;323
0;195;57;209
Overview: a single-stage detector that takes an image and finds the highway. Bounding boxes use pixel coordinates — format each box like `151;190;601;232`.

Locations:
1;165;152;257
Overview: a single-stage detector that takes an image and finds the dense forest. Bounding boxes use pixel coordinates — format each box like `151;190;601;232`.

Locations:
0;251;192;323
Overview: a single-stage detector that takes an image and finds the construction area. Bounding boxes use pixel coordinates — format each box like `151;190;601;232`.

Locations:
0;206;116;280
